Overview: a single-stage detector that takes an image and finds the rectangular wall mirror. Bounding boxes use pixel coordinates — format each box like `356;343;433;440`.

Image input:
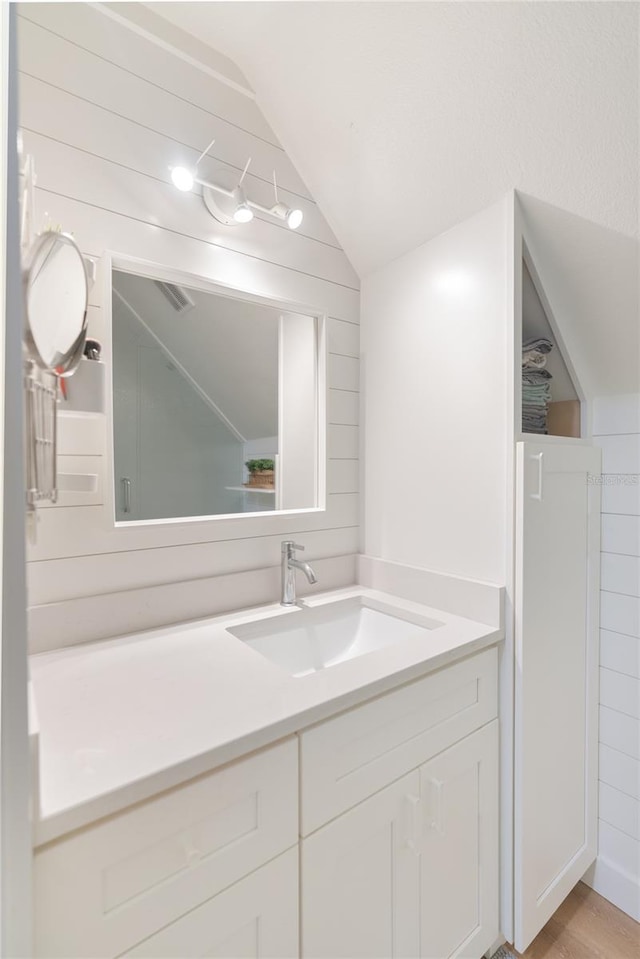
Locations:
109;263;324;523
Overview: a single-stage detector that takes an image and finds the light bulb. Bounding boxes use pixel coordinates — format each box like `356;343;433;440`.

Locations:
171;166;195;192
233;203;253;223
233;187;254;223
286;208;303;230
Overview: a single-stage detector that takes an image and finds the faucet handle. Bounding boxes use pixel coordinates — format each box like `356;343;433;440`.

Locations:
282;540;304;554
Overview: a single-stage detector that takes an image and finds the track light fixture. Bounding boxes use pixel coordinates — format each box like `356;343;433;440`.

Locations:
169;138;303;230
170;135;216;193
232;187;253;224
231;159;254;223
269;171;303;230
170;166;195;192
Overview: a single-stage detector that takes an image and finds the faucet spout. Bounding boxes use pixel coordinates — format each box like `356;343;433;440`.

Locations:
289;558;318;585
280;541;318;605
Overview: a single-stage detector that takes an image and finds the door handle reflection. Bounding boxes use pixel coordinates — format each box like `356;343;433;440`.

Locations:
121;477;131;514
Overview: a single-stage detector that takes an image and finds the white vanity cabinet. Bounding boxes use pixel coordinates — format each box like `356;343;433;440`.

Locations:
302;723;498;959
33;739;299;959
34;647;500;959
301;648;500;959
418;723;499;959
123;848;299;959
303;769;422;959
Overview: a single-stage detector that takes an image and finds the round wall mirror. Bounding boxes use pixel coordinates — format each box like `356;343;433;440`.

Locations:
24;231;88;375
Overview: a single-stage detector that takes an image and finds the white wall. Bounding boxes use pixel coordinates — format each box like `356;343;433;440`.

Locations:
361;196;513;940
361;197;509;585
18;3;360;653
584;394;640;921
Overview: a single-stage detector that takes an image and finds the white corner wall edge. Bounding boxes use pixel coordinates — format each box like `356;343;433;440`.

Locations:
1;6;32;956
28;680;40;840
582;859;640;923
357;555;504;630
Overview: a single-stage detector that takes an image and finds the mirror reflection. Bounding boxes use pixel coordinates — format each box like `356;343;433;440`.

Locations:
111;269;319;521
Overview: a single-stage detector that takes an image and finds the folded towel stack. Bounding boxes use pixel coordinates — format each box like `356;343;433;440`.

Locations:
522;337;553;433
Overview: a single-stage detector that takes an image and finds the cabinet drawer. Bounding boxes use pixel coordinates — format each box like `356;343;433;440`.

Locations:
124;847;299;959
35;738;298;958
300;647;497;834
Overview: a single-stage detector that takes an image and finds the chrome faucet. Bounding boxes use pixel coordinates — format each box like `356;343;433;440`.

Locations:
281;541;318;606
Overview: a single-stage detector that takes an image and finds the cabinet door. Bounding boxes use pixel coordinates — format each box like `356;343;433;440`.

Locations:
300;649;498;835
35;739;298;958
419;722;499;959
514;442;601;951
302;770;421;959
124;847;298;959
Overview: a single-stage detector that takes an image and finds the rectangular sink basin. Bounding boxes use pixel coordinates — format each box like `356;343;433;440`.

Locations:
227;596;442;678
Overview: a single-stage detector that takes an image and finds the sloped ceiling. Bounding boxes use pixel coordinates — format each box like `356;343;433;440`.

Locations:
519;192;639;398
148;1;639;394
149;1;638;276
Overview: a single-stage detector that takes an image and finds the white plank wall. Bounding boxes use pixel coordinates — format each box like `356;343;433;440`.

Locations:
584;394;640;921
17;3;360;653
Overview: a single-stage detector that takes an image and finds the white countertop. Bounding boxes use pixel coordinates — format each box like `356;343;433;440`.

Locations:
29;586;502;845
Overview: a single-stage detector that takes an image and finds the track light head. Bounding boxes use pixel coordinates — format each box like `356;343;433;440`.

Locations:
234;205;253;224
233;187;253;223
170;166;195;192
286;208;303;230
270;201;303;230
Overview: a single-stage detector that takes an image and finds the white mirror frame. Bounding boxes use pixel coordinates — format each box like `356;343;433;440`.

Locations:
103;252;327;528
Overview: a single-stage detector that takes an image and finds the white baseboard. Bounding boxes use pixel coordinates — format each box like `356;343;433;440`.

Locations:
583;856;640;922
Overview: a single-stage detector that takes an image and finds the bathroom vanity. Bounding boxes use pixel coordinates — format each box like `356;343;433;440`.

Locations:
29;587;502;958
7;8;614;959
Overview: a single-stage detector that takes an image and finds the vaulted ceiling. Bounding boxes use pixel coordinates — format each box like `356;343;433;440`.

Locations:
149;1;638;279
145;1;639;393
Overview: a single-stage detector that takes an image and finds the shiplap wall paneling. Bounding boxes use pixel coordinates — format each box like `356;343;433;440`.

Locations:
18;71;339;244
329;390;359;426
28;553;358;654
600;669;640;719
602;515;640;556
23;188;358;321
327;316;359;355
21;131;357;290
17;2;360;652
600;629;640;678
599;707;639;762
599;783;640;841
599;744;639;800
28;527;359;608
18;11;306;194
27;350;359;554
26;491;359;564
584;394;640;922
